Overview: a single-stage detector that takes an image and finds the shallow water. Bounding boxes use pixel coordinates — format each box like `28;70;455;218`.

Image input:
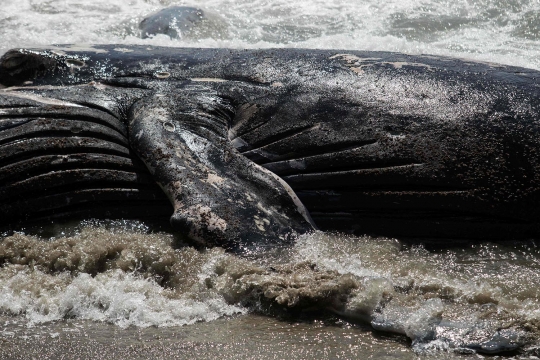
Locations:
1;222;540;356
1;0;540;358
0;315;419;360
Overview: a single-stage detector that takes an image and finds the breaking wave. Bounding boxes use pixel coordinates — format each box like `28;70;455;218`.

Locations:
1;221;540;355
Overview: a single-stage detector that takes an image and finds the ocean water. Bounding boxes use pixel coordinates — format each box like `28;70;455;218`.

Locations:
1;0;540;358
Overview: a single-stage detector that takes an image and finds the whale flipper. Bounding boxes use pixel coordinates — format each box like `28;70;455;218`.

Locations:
129;86;316;250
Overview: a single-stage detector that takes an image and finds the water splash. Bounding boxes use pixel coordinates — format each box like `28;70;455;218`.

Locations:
0;0;538;69
1;222;539;354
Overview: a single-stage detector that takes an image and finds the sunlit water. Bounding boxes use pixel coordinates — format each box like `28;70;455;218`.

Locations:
1;0;540;358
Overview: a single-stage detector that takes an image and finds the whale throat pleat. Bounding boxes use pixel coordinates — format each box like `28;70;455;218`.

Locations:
0;90;171;226
0;94;127;136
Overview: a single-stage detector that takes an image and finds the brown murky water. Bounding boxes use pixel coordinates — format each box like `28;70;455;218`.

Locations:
1;221;540;358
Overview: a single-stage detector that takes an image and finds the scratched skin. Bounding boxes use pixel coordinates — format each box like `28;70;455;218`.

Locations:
1;46;540;249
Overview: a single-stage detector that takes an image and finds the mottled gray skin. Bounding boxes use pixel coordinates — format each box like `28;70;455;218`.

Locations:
139;6;205;39
1;45;540;250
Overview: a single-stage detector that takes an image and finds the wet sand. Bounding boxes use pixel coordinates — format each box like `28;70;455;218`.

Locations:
0;314;432;360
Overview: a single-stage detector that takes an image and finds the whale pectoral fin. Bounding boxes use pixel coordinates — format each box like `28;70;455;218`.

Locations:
129;92;315;250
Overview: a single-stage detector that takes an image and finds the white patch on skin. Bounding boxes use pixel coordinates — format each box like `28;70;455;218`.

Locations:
330;54;433;74
271;82;284;87
0;90;83;107
206;173;225;186
330;54;380;62
114;48;134;53
0;84;58;91
254;217;266;232
256;202;273;217
50;50;67;56
179;131;211;163
187;205;227;232
30;44;108;54
346;66;364;74
90;82;109;90
146;109;169;122
172;181;182;190
387;62;432;70
330;54;381;74
174;149;186;161
387;133;406;140
191;78;227;82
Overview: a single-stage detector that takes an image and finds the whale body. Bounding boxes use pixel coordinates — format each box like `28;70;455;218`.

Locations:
1;45;540;250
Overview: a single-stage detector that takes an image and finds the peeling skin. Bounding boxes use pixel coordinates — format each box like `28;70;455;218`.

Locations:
113;48;134;53
191;78;228;82
330;54;381;74
0;89;83;107
329;54;380;62
254;217;266;231
0;84;62;91
206;173;225;186
330;54;433;74
30;44;109;54
185;205;228;233
387;61;433;70
256;202;273;217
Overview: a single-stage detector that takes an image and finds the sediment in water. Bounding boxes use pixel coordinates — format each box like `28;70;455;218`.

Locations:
1;221;539;355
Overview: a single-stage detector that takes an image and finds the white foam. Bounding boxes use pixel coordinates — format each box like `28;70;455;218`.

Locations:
0;225;539;353
0;266;244;328
0;0;538;70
